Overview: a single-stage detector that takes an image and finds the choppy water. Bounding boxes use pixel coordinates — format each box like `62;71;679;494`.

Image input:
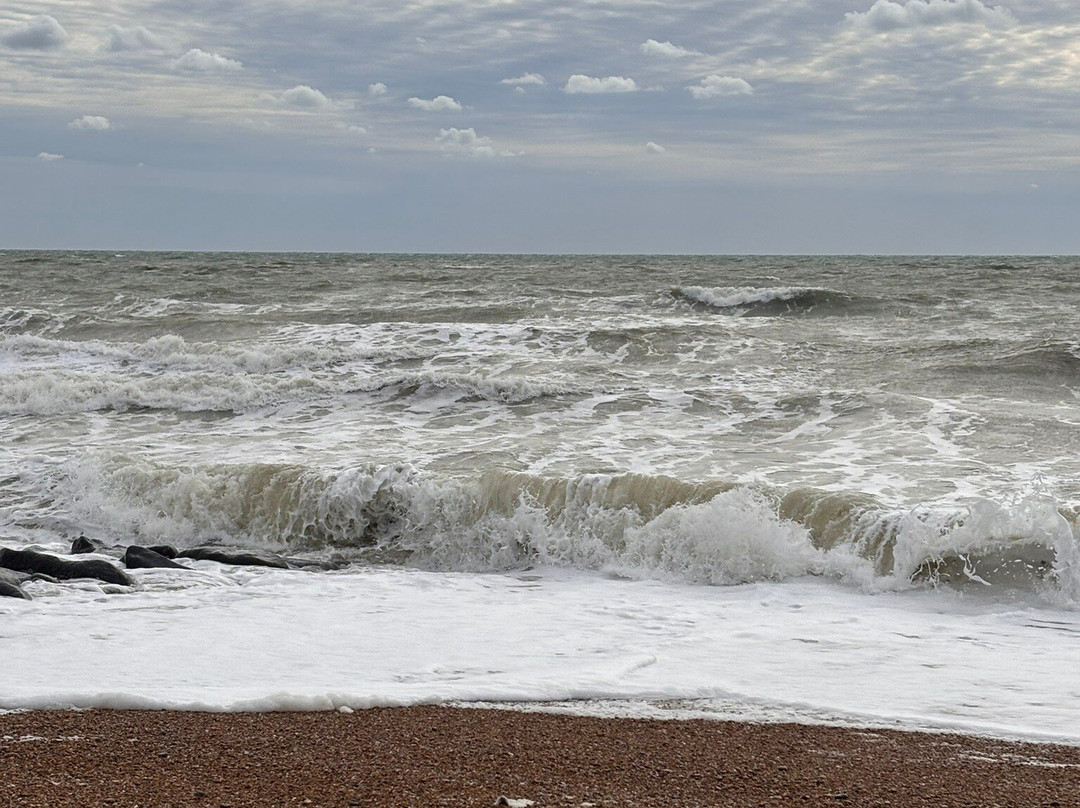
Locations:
2;252;1080;735
3;252;1077;595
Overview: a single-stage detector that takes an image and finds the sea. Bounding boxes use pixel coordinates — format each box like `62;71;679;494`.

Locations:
1;252;1078;743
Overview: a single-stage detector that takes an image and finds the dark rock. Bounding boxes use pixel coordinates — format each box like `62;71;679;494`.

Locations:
0;547;134;587
0;569;32;600
123;546;189;570
144;544;179;559
0;578;30;599
284;557;333;571
178;547;291;569
70;535;104;554
0;568;30;585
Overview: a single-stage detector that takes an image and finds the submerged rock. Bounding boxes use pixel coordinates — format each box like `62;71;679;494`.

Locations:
178;547;291;569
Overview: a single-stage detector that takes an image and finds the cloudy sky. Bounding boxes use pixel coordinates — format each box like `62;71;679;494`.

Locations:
2;0;1078;252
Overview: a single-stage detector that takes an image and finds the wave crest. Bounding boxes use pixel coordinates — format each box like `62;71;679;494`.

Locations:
36;459;1080;600
672;286;858;315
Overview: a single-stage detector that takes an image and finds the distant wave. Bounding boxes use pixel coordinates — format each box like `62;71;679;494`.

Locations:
0;341;586;414
928;339;1080;382
990;341;1080;379
361;371;591;405
36;459;1080;602
671;286;861;315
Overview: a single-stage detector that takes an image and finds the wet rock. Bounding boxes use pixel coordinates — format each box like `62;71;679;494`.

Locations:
70;535;104;554
123;546;189;570
0;569;31;600
0;547;134;587
178;547;290;569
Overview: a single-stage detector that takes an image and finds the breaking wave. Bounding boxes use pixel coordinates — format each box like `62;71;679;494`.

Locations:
35;458;1080;602
672;286;861;315
0;366;586;416
0;307;69;335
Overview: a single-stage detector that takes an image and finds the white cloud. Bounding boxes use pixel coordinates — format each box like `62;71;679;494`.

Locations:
2;15;69;50
68;115;113;131
640;39;702;58
368;82;388;96
564;75;640;94
336;122;368;135
408;95;463;111
174;48;243;72
501;73;547;86
271;85;335;109
687;75;753;99
846;0;1016;31
436;127;495;157
645;141;666;154
105;25;165;53
36;152;64;161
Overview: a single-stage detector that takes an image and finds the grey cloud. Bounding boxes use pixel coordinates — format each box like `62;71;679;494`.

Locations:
106;25;166;53
2;15;69;50
36;152;64;161
846;0;1017;31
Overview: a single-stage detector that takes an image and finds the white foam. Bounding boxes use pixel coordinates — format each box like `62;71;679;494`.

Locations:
677;285;829;309
2;567;1078;743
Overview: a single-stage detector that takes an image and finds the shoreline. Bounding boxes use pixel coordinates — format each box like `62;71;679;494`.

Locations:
3;706;1078;807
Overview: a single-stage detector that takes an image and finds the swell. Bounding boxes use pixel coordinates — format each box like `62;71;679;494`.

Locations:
922;339;1080;383
35;458;1080;601
983;340;1080;379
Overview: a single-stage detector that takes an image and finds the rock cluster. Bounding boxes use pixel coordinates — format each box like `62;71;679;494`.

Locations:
0;537;300;600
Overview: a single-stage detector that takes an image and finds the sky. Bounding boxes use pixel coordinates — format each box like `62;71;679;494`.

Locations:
1;0;1079;253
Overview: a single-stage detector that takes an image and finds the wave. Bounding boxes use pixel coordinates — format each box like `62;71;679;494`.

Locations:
362;371;590;405
0;307;70;336
988;341;1080;379
1;333;361;374
671;286;862;315
35;458;1080;602
0;363;586;416
924;339;1080;383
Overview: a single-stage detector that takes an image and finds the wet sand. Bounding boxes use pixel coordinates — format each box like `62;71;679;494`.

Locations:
2;706;1077;807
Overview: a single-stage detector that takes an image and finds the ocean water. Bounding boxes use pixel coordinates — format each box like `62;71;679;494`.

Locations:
2;252;1079;741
